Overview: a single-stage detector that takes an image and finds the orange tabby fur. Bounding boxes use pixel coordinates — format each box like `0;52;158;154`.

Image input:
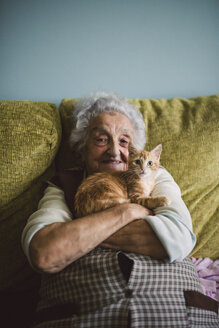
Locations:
74;144;169;217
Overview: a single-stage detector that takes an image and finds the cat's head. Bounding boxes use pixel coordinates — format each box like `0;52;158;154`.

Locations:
128;144;162;177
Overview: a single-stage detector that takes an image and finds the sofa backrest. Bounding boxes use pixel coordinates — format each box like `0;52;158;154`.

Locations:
0;94;218;293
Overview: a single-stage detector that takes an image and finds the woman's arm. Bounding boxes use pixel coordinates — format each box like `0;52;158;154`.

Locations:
22;167;195;273
22;186;152;273
101;167;196;262
101;219;168;259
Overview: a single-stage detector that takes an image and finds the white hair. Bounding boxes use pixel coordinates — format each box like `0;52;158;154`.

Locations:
70;92;146;151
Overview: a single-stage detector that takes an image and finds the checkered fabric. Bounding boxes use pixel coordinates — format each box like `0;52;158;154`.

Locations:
33;247;219;328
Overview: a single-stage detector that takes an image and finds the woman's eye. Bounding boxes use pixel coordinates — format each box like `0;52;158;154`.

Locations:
95;137;108;145
147;160;153;166
134;159;141;165
120;139;129;147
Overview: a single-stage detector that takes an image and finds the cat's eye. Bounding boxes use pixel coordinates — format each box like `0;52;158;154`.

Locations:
134;159;141;165
147;160;153;166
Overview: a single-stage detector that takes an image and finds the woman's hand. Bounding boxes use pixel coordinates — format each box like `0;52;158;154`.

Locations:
101;218;168;260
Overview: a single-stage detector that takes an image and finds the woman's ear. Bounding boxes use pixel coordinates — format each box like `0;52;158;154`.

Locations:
79;145;86;162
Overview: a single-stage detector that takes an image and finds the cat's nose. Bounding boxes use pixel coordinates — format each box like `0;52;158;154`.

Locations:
141;169;145;174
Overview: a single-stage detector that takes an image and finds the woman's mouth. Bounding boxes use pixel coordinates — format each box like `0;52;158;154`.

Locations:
101;159;125;170
103;160;122;165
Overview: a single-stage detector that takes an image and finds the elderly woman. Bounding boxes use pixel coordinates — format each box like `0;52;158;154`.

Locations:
21;93;218;327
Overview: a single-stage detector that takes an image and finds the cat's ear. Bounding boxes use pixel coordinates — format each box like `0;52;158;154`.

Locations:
151;144;162;160
128;143;137;155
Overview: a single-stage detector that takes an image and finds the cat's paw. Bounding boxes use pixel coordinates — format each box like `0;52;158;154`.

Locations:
158;196;170;206
135;197;149;207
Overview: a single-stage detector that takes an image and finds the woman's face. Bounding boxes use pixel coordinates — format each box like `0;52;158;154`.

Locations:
84;112;134;175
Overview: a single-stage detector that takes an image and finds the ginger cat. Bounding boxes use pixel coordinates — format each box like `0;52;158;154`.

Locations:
74;144;169;218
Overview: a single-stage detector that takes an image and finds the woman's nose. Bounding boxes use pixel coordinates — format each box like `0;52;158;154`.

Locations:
107;140;120;156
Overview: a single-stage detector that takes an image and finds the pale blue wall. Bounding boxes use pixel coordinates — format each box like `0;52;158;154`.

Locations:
1;0;219;106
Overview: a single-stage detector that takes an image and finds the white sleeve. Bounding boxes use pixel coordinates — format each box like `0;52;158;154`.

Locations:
21;185;73;264
144;166;196;262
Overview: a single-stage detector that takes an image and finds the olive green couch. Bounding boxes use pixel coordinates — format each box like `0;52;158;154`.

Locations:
0;95;218;327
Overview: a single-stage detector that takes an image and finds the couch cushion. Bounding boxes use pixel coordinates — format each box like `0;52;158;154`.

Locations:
59;94;219;260
0;100;61;291
0;101;61;209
